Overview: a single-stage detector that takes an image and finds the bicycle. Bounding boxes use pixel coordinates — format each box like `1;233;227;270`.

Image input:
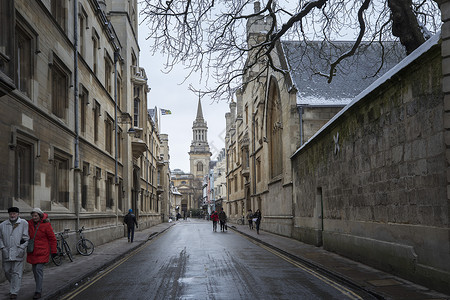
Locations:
52;228;73;266
76;226;94;256
237;216;245;225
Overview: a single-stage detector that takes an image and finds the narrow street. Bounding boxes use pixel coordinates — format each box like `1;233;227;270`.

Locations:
60;220;371;300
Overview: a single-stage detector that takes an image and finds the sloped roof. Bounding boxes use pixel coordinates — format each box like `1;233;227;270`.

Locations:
291;32;441;158
281;40;405;106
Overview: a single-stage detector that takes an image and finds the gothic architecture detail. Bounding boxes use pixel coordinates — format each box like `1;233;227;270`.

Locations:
189;98;211;179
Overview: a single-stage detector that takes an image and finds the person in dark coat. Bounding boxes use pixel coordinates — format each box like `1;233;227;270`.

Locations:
27;208;57;299
123;209;138;242
254;209;262;234
218;208;227;232
246;209;254;230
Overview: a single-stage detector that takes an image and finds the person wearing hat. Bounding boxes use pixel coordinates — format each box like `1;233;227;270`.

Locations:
0;207;29;299
27;208;57;299
123;209;138;242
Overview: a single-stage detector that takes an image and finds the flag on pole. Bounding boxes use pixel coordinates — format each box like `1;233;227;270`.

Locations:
161;108;172;115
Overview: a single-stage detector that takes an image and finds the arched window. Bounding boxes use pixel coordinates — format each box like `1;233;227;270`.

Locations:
267;78;283;178
197;162;203;172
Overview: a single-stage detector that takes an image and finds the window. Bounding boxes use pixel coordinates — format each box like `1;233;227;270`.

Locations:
51;0;66;31
52;151;70;208
15;22;34;97
256;157;261;183
92;30;99;75
0;0;14;77
51;57;69;119
234;174;238;192
94;101;100;142
133;97;140;127
118;179;123;211
14;139;33;206
105;55;112;93
105;116;113;154
268;79;283;178
82;162;89;210
78;6;88;57
80;86;88;134
94;167;101;209
197;162;203;172
106;173;114;209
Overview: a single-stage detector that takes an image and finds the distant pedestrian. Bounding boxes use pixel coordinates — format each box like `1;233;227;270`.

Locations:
123;209;138;242
210;211;219;232
27;208;57;299
246;209;254;230
254;209;262;234
218;208;227;232
0;207;29;299
176;212;181;221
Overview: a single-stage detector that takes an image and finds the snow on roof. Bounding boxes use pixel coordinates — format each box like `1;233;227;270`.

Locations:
281;40;405;106
291;32;441;158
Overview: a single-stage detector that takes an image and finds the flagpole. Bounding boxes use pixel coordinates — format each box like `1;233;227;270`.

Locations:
159;107;161;133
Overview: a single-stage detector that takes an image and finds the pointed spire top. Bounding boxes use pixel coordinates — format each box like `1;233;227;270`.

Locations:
196;97;204;121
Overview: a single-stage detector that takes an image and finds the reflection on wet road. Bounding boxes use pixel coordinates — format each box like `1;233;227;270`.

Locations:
63;220;365;300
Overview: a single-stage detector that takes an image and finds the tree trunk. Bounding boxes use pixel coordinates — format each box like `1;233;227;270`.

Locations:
388;0;425;54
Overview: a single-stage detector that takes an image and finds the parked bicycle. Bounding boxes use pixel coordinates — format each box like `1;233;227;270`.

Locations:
52;228;73;266
237;216;245;225
76;226;94;256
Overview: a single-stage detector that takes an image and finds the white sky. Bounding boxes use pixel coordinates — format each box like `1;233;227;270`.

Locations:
137;21;230;173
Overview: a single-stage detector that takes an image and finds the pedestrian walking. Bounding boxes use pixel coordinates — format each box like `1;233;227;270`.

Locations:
0;207;29;299
254;209;262;234
210;211;219;232
246;209;254;230
123;209;138;242
27;208;57;299
218;208;227;232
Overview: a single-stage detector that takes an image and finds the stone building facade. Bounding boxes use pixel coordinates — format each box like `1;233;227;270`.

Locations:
0;0;169;275
224;3;403;234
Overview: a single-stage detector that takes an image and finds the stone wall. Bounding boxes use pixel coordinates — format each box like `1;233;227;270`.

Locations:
292;37;450;293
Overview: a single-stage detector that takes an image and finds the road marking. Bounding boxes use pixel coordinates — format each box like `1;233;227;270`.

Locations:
235;231;364;300
60;234;164;300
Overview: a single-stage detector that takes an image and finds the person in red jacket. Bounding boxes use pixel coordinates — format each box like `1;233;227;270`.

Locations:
210;211;219;232
27;208;57;300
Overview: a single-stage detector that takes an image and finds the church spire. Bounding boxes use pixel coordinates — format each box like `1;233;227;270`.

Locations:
196;97;204;121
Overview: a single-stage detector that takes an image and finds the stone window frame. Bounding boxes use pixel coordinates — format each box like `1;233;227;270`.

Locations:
106;172;114;209
104;113;114;155
9;127;40;207
79;84;89;135
94;166;102;210
51;0;67;32
49;146;72;209
91;28;100;75
93;100;101;142
15;13;39;98
49;53;71;120
81;161;90;211
78;3;89;58
0;0;14;77
267;77;283;179
104;51;113;93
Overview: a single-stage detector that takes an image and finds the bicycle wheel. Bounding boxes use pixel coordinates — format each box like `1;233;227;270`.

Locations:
52;246;62;266
63;240;73;262
76;239;94;256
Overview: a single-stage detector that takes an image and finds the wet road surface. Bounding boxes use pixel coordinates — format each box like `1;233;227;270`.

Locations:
61;220;371;300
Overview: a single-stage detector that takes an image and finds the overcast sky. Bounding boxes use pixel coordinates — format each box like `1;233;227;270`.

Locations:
137;20;230;173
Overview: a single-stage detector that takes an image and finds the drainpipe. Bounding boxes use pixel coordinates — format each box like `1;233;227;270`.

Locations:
114;50;119;225
252;113;256;197
74;0;80;232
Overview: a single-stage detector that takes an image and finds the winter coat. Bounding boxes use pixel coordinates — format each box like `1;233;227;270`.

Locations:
218;211;227;222
210;213;219;222
0;217;29;262
123;213;138;228
27;213;57;265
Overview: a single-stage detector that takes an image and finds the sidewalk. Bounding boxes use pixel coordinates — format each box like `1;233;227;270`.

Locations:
1;220;448;300
230;223;450;300
0;222;176;300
